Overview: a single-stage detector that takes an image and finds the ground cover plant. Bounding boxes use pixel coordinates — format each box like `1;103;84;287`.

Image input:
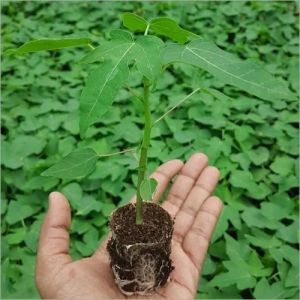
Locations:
1;1;299;299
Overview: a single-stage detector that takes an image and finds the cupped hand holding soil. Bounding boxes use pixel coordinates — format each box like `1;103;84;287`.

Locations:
35;153;223;300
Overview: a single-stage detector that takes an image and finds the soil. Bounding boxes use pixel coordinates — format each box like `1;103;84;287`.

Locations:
107;202;174;295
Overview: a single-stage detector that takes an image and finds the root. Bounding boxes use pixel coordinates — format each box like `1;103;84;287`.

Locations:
108;229;173;295
112;253;158;296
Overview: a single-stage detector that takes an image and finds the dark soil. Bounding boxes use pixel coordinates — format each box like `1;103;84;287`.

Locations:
107;202;174;295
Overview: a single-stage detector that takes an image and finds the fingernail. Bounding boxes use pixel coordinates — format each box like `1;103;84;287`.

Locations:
48;191;60;208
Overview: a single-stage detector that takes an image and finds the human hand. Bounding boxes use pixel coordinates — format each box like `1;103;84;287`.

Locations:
36;153;223;299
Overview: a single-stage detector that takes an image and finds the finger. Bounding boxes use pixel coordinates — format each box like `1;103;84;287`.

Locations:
172;166;220;243
130;159;184;203
150;159;183;202
162;153;208;218
183;196;223;271
37;192;72;270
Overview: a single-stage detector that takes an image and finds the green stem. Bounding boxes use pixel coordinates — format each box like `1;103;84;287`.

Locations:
144;23;150;36
153;87;202;125
136;80;152;225
97;148;135;157
87;43;95;50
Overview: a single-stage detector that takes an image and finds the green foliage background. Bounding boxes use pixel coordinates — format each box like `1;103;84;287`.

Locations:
1;1;299;299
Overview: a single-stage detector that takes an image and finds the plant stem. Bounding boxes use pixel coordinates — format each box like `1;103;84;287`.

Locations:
144;23;150;36
126;85;143;102
97;148;136;157
87;43;95;50
153;87;202;125
136;80;151;225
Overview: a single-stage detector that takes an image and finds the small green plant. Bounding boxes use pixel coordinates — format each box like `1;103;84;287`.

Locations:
8;12;296;225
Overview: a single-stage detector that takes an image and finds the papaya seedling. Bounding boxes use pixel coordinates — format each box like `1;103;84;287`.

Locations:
7;12;296;295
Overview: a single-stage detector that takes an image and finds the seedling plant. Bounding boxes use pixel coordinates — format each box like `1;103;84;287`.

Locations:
8;12;296;295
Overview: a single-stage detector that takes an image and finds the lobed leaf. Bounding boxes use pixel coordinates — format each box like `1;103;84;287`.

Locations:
163;39;297;101
253;278;297;299
80;36;134;64
79;60;130;136
208;261;256;289
80;35;163;81
130;35;164;81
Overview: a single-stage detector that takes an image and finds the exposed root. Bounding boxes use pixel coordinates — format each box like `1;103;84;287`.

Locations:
112;252;167;295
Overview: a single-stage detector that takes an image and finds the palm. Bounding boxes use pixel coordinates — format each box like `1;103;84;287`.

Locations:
36;153;223;300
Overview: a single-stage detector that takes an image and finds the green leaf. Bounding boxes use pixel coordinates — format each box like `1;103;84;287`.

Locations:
62;183;102;215
6;38;91;55
5;201;39;225
62;182;83;208
109;29;133;41
25;176;59;191
247;251;273;277
277;221;299;244
80;36;134;64
25;219;43;252
174;130;196;143
42;148;98;179
225;234;250;262
225;205;242;230
79;35;164;135
114;119;141;143
241;207;280;229
150;17;197;43
246;147;269;165
5;228;27;245
270;156;295;176
229;169;272;199
163;39;296;101
204;137;223;164
285;265;299;288
230;153;251;170
122;13;197;43
211;209;229;243
71;218;93;235
130;36;163;81
261;201;293;221
269;245;299;266
76;195;102;216
79;61;129;136
208;261;256;289
210;234;271;289
245;228;282;249
140;178;158;200
2;136;45;169
253;278;297;299
229;169;253;189
80;35;163;82
102;202;116;217
122;12;148;32
201;255;217;275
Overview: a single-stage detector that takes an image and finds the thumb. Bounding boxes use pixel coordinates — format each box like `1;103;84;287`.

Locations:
37;192;72;269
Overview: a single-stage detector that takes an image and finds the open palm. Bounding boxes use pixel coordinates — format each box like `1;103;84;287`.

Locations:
36;153;223;299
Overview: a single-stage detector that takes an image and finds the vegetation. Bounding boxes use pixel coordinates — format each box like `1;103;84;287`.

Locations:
2;1;299;299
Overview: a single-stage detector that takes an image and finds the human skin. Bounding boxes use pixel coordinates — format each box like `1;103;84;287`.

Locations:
35;153;223;300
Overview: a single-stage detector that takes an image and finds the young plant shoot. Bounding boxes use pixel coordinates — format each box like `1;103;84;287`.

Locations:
8;12;296;295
